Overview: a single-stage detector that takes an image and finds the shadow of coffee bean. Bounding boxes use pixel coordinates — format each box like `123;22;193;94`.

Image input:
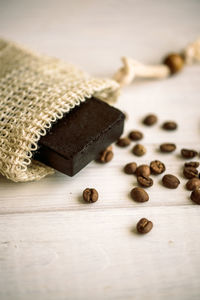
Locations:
77;194;86;204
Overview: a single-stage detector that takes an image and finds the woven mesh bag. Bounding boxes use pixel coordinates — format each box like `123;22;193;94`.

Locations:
0;39;119;182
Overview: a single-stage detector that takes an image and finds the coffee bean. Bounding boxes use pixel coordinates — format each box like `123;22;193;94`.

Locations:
162;174;180;189
163;53;184;74
130;187;149;202
116;137;131;147
186;178;200;191
132;144;146;156
183;167;198;179
137;218;153;234
136;165;150;177
124;162;137;174
181;148;198;159
150;160;166;175
137;175;153;188
190;189;200;204
143;114;158;126
184;161;199;168
106;145;113;151
129;130;143;141
160;143;176;153
99;147;114;163
162;121;178;131
83;188;99;203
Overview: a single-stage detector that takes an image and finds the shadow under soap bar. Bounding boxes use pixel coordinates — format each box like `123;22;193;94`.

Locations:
34;98;125;176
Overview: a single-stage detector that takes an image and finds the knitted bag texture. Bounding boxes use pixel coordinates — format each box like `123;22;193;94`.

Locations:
0;39;119;182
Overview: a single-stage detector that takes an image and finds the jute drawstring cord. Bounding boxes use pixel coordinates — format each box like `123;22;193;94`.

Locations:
113;38;200;87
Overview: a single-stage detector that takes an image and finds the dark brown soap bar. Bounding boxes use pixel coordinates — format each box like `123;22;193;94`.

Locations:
34;98;125;176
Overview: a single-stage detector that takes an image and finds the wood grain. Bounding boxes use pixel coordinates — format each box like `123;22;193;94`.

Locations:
1;207;200;300
0;0;200;299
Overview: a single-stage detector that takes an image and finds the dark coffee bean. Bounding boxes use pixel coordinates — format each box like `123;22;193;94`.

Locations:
143;114;158;126
160;143;176;153
132;144;146;156
183;167;198;179
129;130;143;141
137;218;153;234
186;178;200;191
150;160;166;175
181;148;198;159
137;175;153;188
116;137;131;147
163;53;184;74
162;121;178;130
99;147;114;163
130;187;149;202
162;174;180;189
136;165;150;177
184;161;199;168
124;162;137;174
83;188;99;203
190;189;200;204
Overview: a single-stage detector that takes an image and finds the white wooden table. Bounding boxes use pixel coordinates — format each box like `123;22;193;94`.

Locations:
0;1;200;299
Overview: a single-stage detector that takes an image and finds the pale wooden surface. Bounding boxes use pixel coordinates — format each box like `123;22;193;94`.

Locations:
0;1;200;299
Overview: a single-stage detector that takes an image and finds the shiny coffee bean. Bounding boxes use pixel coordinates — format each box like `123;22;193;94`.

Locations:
129;130;143;141
124;162;137;175
143;114;158;126
99;147;114;163
190;189;200;205
184;161;199;168
137;218;153;234
136;165;150;177
183;167;198;179
181;148;198;159
130;187;149;202
162;174;180;189
132;144;146;156
186;178;200;191
83;188;99;203
116;137;131;147
160;143;176;153
150;160;165;175
137;175;153;188
162;121;177;130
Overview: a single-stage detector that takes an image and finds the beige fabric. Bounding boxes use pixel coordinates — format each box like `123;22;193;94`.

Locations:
0;39;119;182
